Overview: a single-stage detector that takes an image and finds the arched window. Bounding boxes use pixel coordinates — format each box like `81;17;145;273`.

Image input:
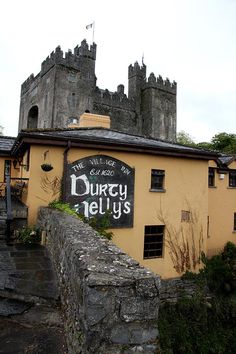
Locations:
27;106;38;129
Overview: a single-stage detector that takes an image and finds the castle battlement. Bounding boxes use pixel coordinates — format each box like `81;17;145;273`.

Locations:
74;39;96;60
21;40;96;95
143;73;177;94
128;62;146;79
21;73;41;95
19;40;176;142
94;86;134;110
41;40;96;76
21;74;35;93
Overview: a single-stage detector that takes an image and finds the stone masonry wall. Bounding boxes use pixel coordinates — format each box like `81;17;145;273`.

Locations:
160;278;200;304
37;208;161;354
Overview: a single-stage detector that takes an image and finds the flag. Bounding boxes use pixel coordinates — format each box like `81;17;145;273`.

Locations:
86;23;93;30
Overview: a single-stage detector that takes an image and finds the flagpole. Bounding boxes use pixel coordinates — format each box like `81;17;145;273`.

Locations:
92;21;95;43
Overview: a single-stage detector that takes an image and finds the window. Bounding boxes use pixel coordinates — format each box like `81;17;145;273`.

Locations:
234;213;236;231
27;105;38;129
181;210;191;222
68;117;78;125
208;168;215;187
143;225;164;259
150;169;165;191
229;170;236;187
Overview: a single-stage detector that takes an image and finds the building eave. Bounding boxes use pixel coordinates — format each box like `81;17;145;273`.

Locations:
12;129;219;161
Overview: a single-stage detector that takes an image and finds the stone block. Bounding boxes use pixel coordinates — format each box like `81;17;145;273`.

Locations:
37;207;161;353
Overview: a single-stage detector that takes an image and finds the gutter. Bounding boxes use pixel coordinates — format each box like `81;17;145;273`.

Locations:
61;140;71;201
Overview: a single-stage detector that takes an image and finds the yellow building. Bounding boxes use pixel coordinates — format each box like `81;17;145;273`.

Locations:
208;156;236;256
1;114;236;278
2;114;228;279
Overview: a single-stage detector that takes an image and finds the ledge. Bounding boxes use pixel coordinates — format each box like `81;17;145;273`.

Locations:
149;188;166;193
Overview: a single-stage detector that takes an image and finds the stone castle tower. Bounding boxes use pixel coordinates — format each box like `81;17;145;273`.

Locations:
19;40;177;141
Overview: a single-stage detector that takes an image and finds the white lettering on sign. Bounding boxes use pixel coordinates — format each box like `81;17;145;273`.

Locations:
74;199;131;219
67;155;134;226
121;166;131;175
71;162;85;171
71;173;130;220
70;174;128;200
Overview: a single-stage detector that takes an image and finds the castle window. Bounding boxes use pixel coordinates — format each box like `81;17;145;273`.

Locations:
143;225;164;259
181;210;191;222
68;117;78;125
229;170;236;187
27;106;38;129
208;168;215;187
150;169;165;191
233;213;236;231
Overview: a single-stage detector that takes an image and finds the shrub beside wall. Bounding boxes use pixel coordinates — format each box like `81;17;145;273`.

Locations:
37;207;161;354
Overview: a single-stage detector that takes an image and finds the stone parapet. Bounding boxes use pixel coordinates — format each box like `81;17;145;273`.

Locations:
159;278;210;304
37;207;161;354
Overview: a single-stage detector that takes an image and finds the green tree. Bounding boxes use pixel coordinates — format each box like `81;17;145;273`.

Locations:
211;132;236;154
196;141;213;150
178;131;236;154
177;130;196;146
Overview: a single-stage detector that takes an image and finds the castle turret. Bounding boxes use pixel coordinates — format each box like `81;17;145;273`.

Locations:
18;41;177;142
128;62;146;101
141;73;177;141
19;40;97;132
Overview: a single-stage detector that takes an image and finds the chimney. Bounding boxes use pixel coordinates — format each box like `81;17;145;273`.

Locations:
75;112;111;129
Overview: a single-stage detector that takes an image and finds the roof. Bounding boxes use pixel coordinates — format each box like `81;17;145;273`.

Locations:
0;136;16;155
218;154;236;167
12;127;219;160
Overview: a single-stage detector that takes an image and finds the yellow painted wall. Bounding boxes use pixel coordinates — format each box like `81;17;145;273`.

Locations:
68;149;209;279
208;160;236;256
8;145;209;279
22;146;64;224
3;144;236;279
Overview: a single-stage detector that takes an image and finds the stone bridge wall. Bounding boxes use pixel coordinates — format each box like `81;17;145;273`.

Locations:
37;208;161;354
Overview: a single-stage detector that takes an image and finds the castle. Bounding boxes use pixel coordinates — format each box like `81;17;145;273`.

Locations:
18;40;177;141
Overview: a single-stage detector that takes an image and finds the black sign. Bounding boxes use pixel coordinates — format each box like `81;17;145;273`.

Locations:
65;155;134;228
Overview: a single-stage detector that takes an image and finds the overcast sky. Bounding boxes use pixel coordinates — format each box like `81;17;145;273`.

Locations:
0;0;235;142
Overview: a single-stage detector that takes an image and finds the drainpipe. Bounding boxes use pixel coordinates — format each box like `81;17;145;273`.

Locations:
61;140;71;202
5;174;13;243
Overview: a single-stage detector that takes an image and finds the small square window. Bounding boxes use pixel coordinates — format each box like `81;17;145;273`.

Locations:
181;210;191;222
234;213;236;231
151;169;165;191
208;168;215;187
143;225;164;259
68;117;78;125
229;170;236;187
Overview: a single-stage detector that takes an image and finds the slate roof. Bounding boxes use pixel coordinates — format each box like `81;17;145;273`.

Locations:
0;136;16;155
218;154;236;166
13;127;219;160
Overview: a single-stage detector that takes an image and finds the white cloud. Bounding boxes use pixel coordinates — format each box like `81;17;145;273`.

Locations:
1;0;236;140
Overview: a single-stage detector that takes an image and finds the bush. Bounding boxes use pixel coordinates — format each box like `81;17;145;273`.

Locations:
200;242;236;295
17;226;41;244
159;242;236;353
159;296;236;354
49;200;113;240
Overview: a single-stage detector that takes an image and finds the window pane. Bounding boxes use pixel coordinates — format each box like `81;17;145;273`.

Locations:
229;171;236;187
144;225;164;259
208;168;215;187
181;210;191;222
151;170;165;190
